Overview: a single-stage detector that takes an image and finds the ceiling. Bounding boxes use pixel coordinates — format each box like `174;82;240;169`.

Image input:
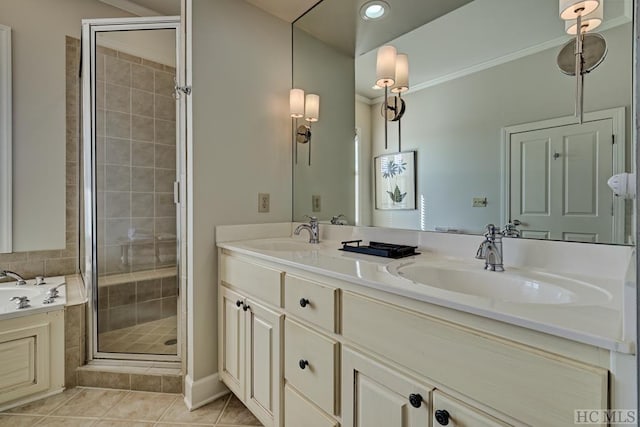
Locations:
352;0;632;99
108;0;317;22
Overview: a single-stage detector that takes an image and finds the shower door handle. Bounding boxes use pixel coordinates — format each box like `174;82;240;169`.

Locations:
173;181;180;205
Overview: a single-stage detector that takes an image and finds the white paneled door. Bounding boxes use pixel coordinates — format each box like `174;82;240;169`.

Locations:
510;119;614;243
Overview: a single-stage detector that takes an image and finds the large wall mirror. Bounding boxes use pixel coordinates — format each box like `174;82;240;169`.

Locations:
292;0;635;245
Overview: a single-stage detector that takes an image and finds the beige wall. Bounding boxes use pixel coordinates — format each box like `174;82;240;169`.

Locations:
190;0;291;381
0;0;130;253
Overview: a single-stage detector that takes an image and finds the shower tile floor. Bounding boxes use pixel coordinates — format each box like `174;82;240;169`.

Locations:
99;316;177;354
1;388;263;426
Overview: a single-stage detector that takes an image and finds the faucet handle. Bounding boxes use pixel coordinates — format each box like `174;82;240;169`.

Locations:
304;215;318;223
484;224;498;237
502;222;520;238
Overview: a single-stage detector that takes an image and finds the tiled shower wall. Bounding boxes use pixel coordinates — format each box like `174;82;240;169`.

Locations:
0;37;80;280
95;45;177;276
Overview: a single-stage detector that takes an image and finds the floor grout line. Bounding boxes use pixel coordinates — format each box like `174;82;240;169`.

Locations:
213;393;233;426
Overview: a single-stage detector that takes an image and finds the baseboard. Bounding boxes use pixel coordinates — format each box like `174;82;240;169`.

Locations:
184;372;229;410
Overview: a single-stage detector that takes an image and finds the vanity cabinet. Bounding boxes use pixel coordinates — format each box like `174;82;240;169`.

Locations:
431;391;512;427
218;250;610;427
219;286;283;427
342;347;431;427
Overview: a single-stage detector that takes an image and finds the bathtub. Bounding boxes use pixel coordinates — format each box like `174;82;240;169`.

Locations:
0;276;66;410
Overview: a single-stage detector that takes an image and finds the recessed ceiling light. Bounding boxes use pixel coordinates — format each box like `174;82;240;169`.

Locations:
360;1;390;21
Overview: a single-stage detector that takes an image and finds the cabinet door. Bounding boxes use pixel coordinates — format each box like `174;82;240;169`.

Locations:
432;391;512;427
219;286;245;398
342;347;431;427
244;298;283;427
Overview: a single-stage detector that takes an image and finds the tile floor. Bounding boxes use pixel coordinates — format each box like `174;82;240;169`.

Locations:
99;316;177;354
0;387;263;426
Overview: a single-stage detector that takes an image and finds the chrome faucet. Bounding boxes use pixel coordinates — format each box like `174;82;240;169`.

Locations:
475;222;521;271
294;215;320;244
46;282;66;299
475;224;505;272
330;214;347;225
1;270;27;285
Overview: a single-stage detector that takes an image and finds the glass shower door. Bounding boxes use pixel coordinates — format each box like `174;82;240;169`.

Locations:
83;19;183;361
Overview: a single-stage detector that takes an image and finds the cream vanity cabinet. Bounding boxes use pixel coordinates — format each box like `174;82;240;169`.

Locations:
219;256;284;427
219;250;610;427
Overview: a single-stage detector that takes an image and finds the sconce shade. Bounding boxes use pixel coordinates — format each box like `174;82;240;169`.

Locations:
391;53;409;93
376;45;397;87
290;88;305;118
305;94;319;122
559;0;600;20
565;3;603;34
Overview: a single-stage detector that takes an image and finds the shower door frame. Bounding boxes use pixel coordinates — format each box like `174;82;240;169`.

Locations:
82;16;185;363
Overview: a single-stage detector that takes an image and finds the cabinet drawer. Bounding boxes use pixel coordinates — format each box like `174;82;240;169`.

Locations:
342;291;608;426
285;384;338;427
220;254;283;307
284;274;337;332
284;319;338;416
432;391;512;427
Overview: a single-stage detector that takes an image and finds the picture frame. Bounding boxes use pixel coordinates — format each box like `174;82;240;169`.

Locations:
374;151;416;210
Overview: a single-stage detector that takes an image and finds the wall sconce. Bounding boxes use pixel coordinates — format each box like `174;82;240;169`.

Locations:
557;0;606;123
290;89;320;165
376;46;409;151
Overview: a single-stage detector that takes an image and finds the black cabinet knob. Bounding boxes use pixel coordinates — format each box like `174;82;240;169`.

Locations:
435;409;450;426
408;393;423;408
242;304;250;312
236;300;243;307
299;298;310;308
298;359;309;370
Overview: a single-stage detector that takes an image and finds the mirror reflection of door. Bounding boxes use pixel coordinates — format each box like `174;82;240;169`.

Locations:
509;118;619;243
91;26;180;359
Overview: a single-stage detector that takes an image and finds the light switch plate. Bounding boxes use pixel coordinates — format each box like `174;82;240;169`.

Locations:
473;197;487;207
258;193;270;213
312;195;321;212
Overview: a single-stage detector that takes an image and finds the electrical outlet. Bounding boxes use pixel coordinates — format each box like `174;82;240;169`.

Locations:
258;193;270;213
472;197;487;207
312;195;321;212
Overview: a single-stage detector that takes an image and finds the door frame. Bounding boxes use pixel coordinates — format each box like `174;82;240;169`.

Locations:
81;16;185;363
501;107;627;243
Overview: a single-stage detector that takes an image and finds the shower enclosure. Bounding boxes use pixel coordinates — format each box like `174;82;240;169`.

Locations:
81;17;184;362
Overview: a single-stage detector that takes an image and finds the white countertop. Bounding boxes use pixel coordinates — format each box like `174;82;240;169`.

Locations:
218;230;635;354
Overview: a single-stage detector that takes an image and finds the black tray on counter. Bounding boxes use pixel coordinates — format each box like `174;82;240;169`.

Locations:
339;240;419;259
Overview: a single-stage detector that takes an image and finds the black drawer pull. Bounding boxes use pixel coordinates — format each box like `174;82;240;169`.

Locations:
236;300;243;307
435;409;450;425
408;393;423;408
298;359;309;370
242;304;250;312
299;298;310;308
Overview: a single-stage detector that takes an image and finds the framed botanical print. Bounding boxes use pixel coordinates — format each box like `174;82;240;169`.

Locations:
374;151;416;210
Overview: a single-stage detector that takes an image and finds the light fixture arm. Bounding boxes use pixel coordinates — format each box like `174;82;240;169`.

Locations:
574;13;584;123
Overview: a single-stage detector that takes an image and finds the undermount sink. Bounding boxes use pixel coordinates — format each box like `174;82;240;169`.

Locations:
386;260;612;305
242;239;325;252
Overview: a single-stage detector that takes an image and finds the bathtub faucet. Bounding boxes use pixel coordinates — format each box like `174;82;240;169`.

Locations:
46;283;67;299
0;270;27;286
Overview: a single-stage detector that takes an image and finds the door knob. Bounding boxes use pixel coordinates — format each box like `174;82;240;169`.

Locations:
299;298;310;308
236;300;243;307
242;304;250;312
298;359;309;370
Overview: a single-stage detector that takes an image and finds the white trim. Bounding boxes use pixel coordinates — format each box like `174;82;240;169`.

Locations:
184;373;230;411
0;25;11;253
501;107;627;244
98;0;162;16
355;94;374;105
372;15;632;104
